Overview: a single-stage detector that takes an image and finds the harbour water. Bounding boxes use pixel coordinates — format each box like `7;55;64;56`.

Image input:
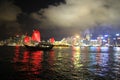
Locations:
0;46;120;80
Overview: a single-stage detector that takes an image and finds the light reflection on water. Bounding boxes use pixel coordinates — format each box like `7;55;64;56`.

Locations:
0;46;120;80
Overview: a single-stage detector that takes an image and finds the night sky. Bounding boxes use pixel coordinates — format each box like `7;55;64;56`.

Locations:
0;0;120;40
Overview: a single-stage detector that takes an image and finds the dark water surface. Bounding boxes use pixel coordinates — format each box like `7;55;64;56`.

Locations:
0;46;120;80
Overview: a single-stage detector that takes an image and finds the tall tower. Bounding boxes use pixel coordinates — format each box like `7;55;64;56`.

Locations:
84;29;91;41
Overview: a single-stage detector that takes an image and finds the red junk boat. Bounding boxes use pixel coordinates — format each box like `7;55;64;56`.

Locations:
23;30;54;50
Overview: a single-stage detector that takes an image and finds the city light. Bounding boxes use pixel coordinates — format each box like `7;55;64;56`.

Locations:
116;33;120;36
104;35;108;37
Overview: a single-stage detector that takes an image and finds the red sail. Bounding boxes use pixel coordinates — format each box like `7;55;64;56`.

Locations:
24;36;30;43
49;37;55;43
31;30;41;42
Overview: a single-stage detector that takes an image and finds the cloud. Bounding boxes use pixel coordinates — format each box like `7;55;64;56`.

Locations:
0;1;22;39
31;0;120;30
0;1;21;21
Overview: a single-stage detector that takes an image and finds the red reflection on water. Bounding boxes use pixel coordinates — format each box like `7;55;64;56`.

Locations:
96;47;101;53
31;51;43;74
22;51;29;63
13;46;20;62
48;50;55;66
96;52;101;65
96;47;101;65
13;48;43;79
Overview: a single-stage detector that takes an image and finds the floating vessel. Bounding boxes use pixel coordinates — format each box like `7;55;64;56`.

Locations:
24;42;54;51
23;29;54;51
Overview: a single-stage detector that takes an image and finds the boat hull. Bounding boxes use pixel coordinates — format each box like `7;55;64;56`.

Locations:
24;42;54;51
